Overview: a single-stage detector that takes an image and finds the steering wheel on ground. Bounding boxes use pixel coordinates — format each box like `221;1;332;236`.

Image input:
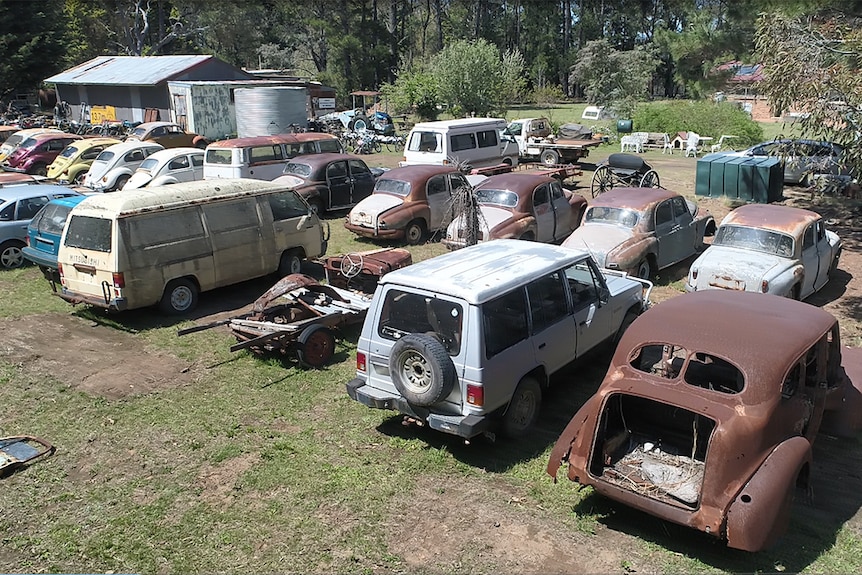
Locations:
340;253;365;279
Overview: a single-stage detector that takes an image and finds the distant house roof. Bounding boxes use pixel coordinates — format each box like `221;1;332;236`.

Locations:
716;61;764;84
45;55;252;86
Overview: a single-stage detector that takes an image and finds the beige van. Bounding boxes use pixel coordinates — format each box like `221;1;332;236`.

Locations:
55;178;328;314
203;133;343;181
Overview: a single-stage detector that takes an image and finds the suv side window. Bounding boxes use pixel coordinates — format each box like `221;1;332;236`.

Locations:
527;271;569;333
483;288;528;358
564;259;601;309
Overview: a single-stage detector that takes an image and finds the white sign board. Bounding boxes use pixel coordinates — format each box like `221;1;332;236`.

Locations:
317;98;336;109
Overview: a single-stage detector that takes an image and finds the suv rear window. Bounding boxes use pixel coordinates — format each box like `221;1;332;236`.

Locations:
378;289;463;355
64;215;112;252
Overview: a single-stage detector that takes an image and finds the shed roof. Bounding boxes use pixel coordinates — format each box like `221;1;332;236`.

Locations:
45;55;224;86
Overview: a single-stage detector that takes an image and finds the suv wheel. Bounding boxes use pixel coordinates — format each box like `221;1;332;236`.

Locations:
389;334;456;406
502;377;542;438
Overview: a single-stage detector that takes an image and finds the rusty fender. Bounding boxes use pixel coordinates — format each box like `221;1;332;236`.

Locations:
609;237;656;272
726;435;811;552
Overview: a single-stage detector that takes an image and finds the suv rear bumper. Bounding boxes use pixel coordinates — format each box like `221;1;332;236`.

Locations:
346;377;492;439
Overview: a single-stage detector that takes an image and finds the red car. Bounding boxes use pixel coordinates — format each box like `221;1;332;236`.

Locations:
442;172;587;249
2;133;83;176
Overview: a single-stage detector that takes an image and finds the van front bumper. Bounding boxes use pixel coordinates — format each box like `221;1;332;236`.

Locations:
55;288;128;312
346;377;492;439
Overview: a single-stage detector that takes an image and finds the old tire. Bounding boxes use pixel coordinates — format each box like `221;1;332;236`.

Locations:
502;377;542;438
114;174;130;191
636;259;652;280
72;171;87;185
541;149;560;166
0;241;25;269
389;333;456;407
297;324;336;368
405;219;425;245
277;250;302;277
159;278;198;314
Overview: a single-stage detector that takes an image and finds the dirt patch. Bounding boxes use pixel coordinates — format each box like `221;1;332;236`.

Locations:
196;453;259;504
0;313;197;399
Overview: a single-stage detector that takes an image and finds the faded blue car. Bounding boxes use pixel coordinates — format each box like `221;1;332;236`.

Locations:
22;194;88;280
1;184;81;269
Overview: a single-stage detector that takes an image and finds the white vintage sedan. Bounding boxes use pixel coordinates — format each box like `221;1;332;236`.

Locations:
685;204;842;299
122;147;204;190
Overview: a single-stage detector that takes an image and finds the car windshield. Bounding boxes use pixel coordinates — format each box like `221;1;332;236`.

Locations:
585;206;640;228
94;150;114;162
283;162;312;178
138;158;158;172
58;145;79;159
374;178;411;197
18;137;37;150
476;188;518;208
714;224;794;257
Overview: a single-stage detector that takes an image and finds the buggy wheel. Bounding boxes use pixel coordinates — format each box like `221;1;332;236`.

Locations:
297;325;336;368
591;166;613;197
640;169;660;188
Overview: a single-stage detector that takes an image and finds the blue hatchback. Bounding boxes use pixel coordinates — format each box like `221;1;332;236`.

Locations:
22;194;87;279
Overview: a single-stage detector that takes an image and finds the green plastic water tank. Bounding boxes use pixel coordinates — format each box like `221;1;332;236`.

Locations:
616;119;633;133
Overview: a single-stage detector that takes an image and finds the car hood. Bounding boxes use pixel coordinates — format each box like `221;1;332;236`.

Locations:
123;171;153;190
348;194;403;223
692;246;786;292
562;224;634;267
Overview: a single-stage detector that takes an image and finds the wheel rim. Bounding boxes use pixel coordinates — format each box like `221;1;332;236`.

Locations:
406;224;422;243
303;330;334;367
171;285;194;311
1;245;24;269
637;261;651;279
542;152;558;166
74;172;86;185
398;350;432;393
508;389;537;431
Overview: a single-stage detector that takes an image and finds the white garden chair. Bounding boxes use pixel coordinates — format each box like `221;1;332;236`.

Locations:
684;132;701;157
710;134;738;153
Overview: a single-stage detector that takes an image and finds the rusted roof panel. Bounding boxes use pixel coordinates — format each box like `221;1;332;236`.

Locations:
590;186;679;209
720;203;820;239
207;133;338;149
45;55;214;86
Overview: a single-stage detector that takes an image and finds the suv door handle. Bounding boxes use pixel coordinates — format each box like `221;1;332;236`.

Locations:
538;342;546;349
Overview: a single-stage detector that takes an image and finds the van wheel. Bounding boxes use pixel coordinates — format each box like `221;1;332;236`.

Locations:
114;174;130;191
297;325;336;368
389;334;456;407
277;250;303;277
0;241;25;269
502;377;542;438
404;220;426;245
159;279;198;314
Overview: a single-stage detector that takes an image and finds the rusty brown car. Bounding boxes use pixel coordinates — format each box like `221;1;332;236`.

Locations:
273;153;384;214
345;165;472;244
562;187;716;279
125;121;208;149
547;290;862;551
442;172;587;249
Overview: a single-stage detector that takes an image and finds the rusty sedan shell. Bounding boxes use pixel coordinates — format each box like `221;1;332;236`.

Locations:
273;152;382;214
547;290;862;552
442;172;587;249
685;203;842;299
562;187;715;279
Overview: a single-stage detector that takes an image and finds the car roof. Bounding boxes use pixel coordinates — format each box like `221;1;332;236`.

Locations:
288;152;364;167
720;203;821;238
143;147;204;162
99;141;164;154
588;186;680;209
69;137;122;149
0;184;80;201
618;290;837;404
133;121;176;130
378;164;461;182
207;133;338;148
378;239;592;305
23;132;81;143
475;172;557;191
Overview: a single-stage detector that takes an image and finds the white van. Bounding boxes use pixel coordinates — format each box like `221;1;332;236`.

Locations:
401;118;519;169
204;133;343;181
55;179;328;314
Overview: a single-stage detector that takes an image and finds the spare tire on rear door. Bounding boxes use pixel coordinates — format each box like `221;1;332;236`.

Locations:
389;334;456;406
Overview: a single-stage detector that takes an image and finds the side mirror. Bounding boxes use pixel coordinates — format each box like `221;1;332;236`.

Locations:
598;286;610;305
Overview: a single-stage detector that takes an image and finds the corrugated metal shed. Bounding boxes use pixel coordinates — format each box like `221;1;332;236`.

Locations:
45;55;217;86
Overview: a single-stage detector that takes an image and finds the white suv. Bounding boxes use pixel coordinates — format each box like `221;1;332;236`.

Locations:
346;239;651;440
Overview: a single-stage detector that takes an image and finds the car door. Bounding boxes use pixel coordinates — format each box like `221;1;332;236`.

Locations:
800;223;820;297
347;159;375;205
549;180;576;240
426;174;454;230
532;183;555;242
670;195;697;261
813;219;832;291
565;258;613;355
191;153;204;180
526;269;576;374
326;160;351;208
654;199;680;268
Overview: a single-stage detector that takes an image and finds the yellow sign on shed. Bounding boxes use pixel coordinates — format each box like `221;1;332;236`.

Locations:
89;105;117;123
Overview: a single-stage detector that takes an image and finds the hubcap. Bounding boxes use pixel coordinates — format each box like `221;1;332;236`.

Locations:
171;286;193;311
1;246;23;269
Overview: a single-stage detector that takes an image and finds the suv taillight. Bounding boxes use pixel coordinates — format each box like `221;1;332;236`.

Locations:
112;272;125;288
467;384;483;406
356;351;367;372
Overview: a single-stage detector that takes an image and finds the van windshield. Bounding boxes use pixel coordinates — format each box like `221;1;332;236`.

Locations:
206;149;233;165
407;131;442;153
64;215;112;252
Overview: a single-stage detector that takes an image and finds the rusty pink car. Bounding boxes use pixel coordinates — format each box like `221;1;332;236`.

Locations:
442;172;587;249
548;290;862;551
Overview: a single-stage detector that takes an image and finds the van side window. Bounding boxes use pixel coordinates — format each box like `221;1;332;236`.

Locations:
249;145;283;165
527;271;568;333
204;199;259;233
286;143;303;158
483;288;528;358
476;130;498;148
268;191;309;220
451;133;476;152
124;210;205;250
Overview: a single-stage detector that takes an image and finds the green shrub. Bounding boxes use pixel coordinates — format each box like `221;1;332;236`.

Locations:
632;101;763;148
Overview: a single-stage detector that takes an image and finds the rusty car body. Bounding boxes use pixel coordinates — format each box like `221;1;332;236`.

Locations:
125;121;208;149
562;187;716;279
547;290;862;551
685;204;842;300
272;152;384;214
344;165;472;244
442;172;587;249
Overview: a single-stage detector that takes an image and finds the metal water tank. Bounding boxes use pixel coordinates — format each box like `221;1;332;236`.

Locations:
234;87;307;138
